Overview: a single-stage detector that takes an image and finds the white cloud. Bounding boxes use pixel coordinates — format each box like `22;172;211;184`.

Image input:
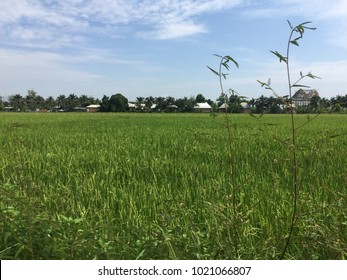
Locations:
0;0;241;45
139;21;208;40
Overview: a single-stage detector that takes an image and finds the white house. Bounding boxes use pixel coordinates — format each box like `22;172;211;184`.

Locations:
292;89;319;106
86;104;101;112
194;102;212;113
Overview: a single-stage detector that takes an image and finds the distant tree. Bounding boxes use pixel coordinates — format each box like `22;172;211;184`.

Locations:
79;95;93;107
100;95;110;112
101;93;128;112
216;94;226;107
319;97;330;110
335;94;347;109
268;96;283;113
254;95;269;113
155;96;167;111
195;93;206;103
9;94;24;111
25;90;44;111
309;94;321;112
145;96;155;109
166;96;176;105
45;96;56;110
330;103;342;113
56;95;67;110
228;94;243;113
136;97;145;111
176;97;195;112
66;94;79;111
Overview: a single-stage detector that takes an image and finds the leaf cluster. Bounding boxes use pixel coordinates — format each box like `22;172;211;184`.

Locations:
207;54;239;80
258;20;320;99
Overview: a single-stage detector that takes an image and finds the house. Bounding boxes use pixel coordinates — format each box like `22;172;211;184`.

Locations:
194;102;212;113
218;103;229;112
166;104;178;112
3;106;15;112
218;102;251;113
240;102;251;113
292;89;319;107
128;102;145;111
73;107;87;112
86;104;101;112
128;103;137;111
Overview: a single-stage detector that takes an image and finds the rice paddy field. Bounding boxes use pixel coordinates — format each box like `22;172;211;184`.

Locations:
0;112;346;260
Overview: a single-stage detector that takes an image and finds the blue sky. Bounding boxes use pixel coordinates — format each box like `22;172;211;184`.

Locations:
0;0;346;101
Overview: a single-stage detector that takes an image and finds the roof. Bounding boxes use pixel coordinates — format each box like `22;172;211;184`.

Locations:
292;89;319;100
194;102;211;109
166;104;178;108
86;104;101;108
240;102;250;109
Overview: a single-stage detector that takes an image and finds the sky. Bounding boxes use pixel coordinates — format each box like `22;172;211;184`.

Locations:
0;0;346;101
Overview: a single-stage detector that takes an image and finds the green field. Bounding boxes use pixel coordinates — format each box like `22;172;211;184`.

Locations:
0;113;346;259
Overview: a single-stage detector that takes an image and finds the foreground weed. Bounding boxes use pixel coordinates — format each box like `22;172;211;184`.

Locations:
258;20;320;258
207;54;240;255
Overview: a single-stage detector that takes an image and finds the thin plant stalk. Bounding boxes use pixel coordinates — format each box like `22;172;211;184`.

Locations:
207;54;240;255
258;20;319;259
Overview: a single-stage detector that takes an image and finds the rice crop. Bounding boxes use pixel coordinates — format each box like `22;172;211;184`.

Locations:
0;113;346;259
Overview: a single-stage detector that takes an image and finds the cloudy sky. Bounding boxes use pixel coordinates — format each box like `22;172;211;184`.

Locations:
0;0;346;101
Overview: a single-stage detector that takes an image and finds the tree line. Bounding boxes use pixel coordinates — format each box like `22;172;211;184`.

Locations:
1;90;346;113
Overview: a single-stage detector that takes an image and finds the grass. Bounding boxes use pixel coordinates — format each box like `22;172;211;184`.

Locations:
0;113;346;259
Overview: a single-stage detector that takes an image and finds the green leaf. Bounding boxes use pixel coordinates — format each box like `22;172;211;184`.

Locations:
290;40;299;46
300;21;313;26
270;51;287;63
225;56;239;68
257;80;268;87
307;72;321;79
213;54;223;58
291;84;310;88
15;245;25;258
73;218;84;224
206;66;220;77
222;61;230;71
287;20;293;29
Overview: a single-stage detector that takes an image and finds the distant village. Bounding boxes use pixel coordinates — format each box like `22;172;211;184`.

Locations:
1;89;346;114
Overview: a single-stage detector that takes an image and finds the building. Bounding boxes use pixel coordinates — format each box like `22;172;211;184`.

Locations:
3;106;16;112
128;102;145;111
194;102;212;113
240;102;251;113
292;89;319;107
86;104;101;112
218;103;229;112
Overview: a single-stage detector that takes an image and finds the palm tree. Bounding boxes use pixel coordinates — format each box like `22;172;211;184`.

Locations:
56;95;66;110
67;94;78;111
45;96;56;110
9;94;24;111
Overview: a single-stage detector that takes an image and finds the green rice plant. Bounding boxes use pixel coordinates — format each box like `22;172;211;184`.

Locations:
0;113;346;259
